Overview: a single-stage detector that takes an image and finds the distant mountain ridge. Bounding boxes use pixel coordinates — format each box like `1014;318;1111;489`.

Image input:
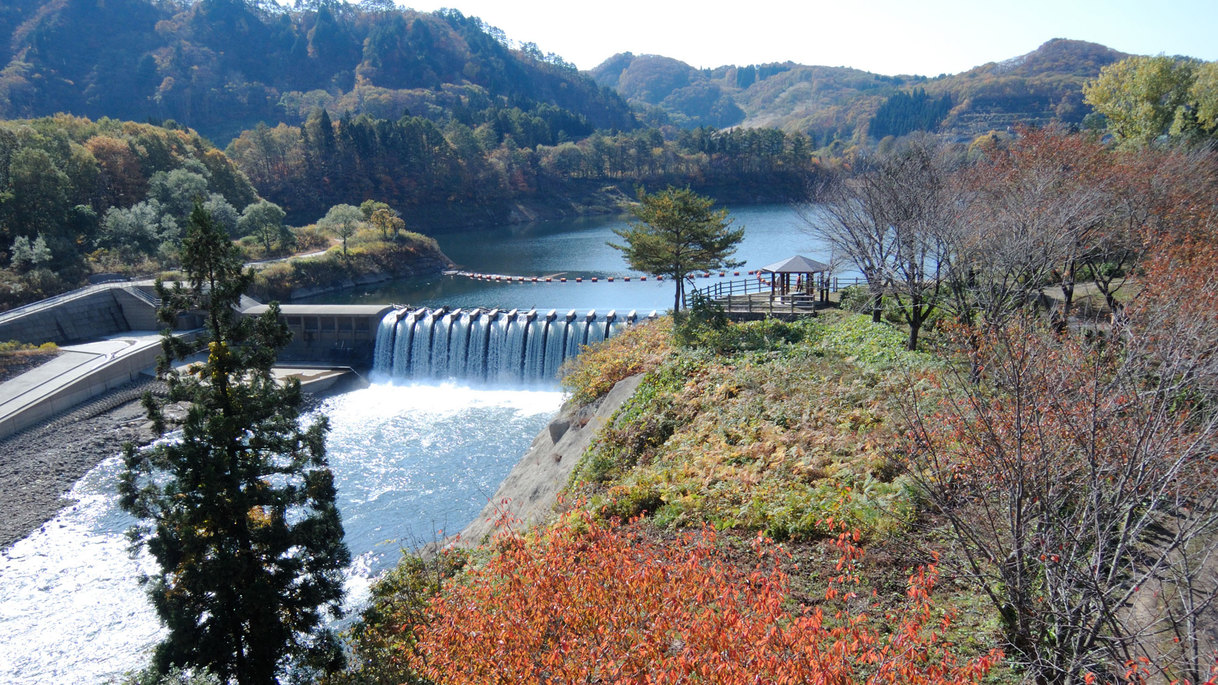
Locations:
0;0;635;144
0;0;1139;151
591;39;1131;145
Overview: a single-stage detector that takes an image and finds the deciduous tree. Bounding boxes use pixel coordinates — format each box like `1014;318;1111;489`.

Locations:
319;203;363;256
904;316;1218;683
802;135;964;349
1083;56;1210;146
238;199;290;254
962;127;1112;331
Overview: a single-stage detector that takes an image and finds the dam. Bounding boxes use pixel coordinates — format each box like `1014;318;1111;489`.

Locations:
373;307;655;383
0;203;836;684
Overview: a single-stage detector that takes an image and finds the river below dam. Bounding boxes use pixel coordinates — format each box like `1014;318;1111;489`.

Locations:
0;204;821;682
0;383;564;683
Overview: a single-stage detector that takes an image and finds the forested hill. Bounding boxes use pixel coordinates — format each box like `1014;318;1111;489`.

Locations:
592;39;1129;146
0;0;635;145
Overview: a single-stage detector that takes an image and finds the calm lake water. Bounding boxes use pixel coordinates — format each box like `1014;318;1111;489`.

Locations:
303;204;835;311
0;204;816;683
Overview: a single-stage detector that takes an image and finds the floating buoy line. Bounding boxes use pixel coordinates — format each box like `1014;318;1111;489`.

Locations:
445;270;762;284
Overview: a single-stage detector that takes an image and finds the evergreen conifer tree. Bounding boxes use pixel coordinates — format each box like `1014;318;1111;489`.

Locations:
119;204;349;684
610;186;744;311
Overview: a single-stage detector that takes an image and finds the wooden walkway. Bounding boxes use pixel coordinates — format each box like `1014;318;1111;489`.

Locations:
694;278;852;318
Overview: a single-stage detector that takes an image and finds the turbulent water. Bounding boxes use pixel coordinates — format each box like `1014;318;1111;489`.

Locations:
0;382;563;684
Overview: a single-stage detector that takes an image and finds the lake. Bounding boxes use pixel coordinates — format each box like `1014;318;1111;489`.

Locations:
302;203;836;312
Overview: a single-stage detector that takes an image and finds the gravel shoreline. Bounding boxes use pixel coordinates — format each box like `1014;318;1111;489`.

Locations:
0;381;335;550
0;383;162;549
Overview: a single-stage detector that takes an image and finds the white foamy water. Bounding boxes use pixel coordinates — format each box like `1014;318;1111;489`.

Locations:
0;382;563;684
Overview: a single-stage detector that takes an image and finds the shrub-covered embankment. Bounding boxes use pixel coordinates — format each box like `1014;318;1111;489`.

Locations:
329;311;1007;685
249;229;451;302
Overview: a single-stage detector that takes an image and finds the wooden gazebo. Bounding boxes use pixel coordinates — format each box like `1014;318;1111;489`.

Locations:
761;255;831;305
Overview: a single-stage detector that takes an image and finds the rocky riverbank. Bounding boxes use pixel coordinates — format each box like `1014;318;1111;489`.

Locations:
0;380;329;550
0;384;163;548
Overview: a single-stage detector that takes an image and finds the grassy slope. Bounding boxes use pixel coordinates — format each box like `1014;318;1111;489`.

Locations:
336;312;1011;683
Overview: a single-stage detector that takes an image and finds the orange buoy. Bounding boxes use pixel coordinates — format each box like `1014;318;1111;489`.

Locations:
607;277;614;282
591;277;598;282
561;278;567;282
576;277;582;282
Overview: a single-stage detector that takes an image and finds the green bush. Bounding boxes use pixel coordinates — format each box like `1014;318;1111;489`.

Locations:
291;225;332;252
329;551;467;685
839;284;874;312
813;314;931;369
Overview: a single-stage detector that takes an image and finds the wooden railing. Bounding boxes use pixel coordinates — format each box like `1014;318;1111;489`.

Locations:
692;276;869;316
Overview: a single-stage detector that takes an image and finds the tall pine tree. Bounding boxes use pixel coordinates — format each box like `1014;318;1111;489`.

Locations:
610;186;744;311
120;204;349;684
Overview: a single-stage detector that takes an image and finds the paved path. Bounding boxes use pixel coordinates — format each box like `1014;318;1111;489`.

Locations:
0;333;164;439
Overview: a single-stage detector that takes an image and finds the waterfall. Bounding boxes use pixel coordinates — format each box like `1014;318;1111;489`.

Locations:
409;310;435;378
449;311;472;377
523;313;549;381
373;307;654;384
543;315;568;380
373;315;397;374
392;311;418;378
466;311;491;381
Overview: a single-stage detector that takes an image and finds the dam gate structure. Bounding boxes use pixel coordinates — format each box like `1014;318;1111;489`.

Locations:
373;307;656;384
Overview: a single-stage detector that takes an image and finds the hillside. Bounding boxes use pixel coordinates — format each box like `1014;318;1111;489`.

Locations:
593;39;1129;145
927;38;1129;136
0;0;635;144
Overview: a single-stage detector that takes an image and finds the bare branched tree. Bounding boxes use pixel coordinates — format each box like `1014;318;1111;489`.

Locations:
903;316;1218;684
956;128;1111;331
798;167;897;325
800;135;966;349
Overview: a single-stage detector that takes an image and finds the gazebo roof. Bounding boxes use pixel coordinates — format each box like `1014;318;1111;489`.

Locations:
760;255;830;274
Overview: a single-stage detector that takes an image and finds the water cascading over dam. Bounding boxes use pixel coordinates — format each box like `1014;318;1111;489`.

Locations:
373;307;656;383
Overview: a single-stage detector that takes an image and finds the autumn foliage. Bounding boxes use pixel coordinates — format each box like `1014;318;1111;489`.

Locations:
408;511;1000;684
905;314;1218;683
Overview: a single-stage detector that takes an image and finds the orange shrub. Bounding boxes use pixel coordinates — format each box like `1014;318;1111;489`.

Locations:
410;512;1000;684
559;317;673;403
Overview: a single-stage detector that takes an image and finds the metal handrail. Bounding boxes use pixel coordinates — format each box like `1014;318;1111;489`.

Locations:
122;285;163;309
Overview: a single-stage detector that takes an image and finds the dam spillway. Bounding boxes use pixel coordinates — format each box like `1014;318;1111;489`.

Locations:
373;307;655;383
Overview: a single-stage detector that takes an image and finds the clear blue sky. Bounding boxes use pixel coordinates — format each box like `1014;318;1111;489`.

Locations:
400;0;1217;75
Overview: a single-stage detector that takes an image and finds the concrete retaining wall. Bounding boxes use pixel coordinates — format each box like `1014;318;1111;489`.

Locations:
0;343;162;439
0;286;161;345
